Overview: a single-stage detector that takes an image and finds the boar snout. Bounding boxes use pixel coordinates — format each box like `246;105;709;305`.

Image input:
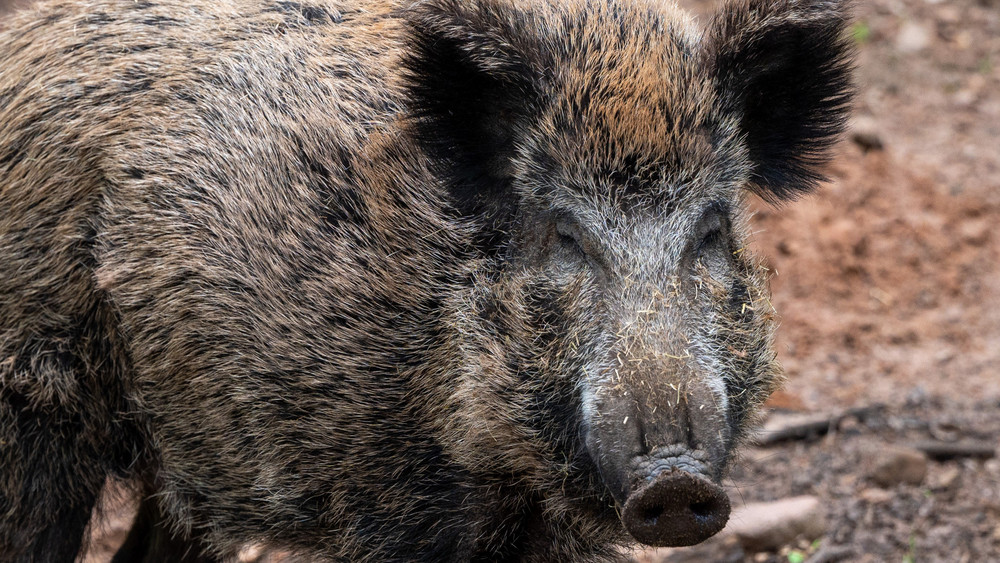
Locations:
621;466;730;547
586;372;734;546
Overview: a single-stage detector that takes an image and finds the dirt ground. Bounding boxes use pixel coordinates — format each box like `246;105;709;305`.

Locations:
3;0;999;561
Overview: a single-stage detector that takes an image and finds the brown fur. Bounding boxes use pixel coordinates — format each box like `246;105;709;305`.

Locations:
0;0;853;560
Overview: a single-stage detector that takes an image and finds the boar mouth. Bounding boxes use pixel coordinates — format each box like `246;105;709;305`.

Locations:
619;449;730;547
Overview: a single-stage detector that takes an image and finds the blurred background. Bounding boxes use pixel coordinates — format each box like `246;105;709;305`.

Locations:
2;0;998;561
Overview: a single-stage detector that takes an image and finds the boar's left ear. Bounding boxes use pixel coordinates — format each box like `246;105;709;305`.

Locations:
705;0;854;202
402;0;545;223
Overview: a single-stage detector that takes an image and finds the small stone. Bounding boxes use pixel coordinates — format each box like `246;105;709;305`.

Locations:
896;21;932;54
859;487;893;504
725;496;826;553
993;524;1000;542
837;415;862;434
849;115;884;152
905;386;929;407
865;444;928;487
929;420;961;442
985;458;1000;475
954;74;987;107
954;89;977;107
958;218;990;245
954;31;972;50
930;466;961;490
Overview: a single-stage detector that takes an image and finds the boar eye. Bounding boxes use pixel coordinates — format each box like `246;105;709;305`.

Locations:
696;225;723;253
556;221;587;259
694;206;725;249
693;205;733;278
554;219;608;275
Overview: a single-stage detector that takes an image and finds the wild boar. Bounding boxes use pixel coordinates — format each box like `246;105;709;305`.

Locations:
0;0;853;560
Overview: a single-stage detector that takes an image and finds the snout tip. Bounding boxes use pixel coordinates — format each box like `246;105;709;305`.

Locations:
621;469;730;547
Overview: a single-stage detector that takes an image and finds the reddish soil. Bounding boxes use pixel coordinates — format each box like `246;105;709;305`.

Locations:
750;0;1000;410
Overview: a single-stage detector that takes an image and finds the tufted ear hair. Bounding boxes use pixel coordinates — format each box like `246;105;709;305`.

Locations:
402;0;545;229
705;0;854;202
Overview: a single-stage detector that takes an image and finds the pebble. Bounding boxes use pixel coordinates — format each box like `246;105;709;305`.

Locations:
895;21;932;54
859;487;893;504
725;496;826;553
865;444;928;487
849;115;884;152
930;466;961;490
985;458;1000;475
953;74;987;108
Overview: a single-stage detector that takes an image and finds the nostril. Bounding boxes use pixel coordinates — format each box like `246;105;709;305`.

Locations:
690;499;718;522
621;470;730;548
640;505;663;526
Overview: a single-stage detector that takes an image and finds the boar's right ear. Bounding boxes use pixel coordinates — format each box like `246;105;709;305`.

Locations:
402;0;544;225
705;0;854;202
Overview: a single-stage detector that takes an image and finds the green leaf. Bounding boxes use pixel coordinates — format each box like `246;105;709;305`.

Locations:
852;21;872;45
